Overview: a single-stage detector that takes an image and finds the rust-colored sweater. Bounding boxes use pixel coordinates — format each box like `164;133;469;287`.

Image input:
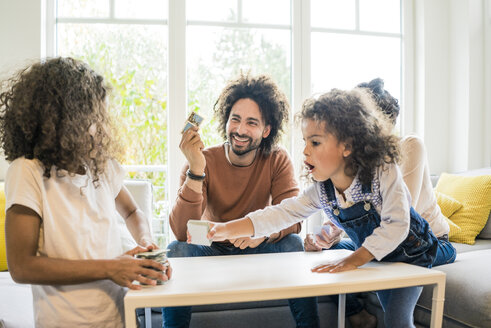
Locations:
169;144;301;242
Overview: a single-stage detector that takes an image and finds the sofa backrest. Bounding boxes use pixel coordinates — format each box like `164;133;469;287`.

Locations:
120;179;153;251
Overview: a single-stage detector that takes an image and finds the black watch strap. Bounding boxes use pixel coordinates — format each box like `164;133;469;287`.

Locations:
186;169;206;181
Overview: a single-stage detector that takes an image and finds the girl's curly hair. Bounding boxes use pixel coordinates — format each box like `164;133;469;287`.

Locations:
357;78;400;125
298;88;401;186
213;73;289;154
0;57;115;185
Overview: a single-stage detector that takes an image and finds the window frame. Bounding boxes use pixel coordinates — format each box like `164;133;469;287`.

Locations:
45;0;412;239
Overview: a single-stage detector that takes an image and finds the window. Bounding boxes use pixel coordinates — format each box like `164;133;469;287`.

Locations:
49;0;404;247
310;0;402;101
55;0;170;246
186;0;292;148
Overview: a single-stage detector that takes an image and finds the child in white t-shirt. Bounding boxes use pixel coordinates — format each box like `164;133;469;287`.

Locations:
0;57;172;327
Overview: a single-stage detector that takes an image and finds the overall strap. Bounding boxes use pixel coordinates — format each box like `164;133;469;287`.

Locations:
361;182;371;194
323;179;337;202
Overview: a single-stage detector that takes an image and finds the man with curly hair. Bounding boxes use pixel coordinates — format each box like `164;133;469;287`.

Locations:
163;73;319;328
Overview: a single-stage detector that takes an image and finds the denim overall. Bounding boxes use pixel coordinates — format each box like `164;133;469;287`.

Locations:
321;179;438;268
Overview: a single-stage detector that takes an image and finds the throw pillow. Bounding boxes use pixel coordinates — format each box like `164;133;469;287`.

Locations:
434;190;463;238
0;182;6;271
444;217;462;238
435;190;463;217
435;173;491;244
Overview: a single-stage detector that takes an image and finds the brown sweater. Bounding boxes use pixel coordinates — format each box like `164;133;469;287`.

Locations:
169;144;301;242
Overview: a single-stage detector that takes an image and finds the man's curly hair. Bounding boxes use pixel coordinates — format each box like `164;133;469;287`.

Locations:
298;88;401;186
213;73;289;154
0;57;115;185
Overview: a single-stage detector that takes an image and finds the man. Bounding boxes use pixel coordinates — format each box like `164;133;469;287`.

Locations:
163;73;319;328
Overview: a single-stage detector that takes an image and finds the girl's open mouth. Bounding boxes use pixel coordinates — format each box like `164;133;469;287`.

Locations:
304;161;314;171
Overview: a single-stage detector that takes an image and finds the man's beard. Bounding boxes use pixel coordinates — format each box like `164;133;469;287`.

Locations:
229;133;262;156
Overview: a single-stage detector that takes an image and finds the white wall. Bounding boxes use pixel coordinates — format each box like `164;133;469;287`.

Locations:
411;0;491;174
0;0;43;179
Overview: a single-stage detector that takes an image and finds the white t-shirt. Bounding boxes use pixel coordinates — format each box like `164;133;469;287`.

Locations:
400;135;449;237
5;157;127;328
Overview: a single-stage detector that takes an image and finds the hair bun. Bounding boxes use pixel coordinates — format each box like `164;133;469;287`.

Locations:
357;78;385;96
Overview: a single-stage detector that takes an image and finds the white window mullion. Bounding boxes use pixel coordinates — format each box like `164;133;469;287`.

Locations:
43;0;56;57
291;0;310;170
167;0;187;217
109;0;115;19
292;0;318;234
402;0;415;137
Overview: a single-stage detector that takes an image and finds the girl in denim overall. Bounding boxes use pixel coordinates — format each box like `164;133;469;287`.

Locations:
208;88;439;328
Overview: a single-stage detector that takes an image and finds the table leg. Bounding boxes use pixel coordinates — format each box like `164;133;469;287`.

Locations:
430;280;446;328
338;293;346;328
145;308;152;328
124;300;137;328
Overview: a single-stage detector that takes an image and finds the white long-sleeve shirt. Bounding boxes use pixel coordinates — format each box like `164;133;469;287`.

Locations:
249;163;413;261
400;135;449;237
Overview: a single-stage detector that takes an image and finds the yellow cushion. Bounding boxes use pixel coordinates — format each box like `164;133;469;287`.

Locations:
0;182;6;271
434;190;463;238
435;173;491;244
435;190;463;217
444;217;462;238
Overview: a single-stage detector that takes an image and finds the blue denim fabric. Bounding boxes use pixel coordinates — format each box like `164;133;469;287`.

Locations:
433;236;457;266
162;234;320;328
376;286;423;328
321;179;438;267
318;179;438;326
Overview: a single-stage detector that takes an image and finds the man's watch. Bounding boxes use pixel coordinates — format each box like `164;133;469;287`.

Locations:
186;169;206;181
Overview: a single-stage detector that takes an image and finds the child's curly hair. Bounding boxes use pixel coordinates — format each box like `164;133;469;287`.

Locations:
0;57;115;185
214;73;289;154
357;78;400;125
298;88;401;185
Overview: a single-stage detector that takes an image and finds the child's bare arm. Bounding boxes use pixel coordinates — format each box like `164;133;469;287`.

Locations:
207;217;255;241
311;246;375;273
115;185;156;248
6;204;167;289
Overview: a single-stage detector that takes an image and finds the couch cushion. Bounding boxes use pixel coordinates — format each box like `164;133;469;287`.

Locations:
435;173;491;244
434;191;462;238
417;249;491;327
120;179;153;252
477;211;491;239
435;191;463;218
451;239;491;253
0;272;34;327
455;168;491;240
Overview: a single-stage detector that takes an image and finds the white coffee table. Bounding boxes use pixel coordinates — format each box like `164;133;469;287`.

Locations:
124;250;446;328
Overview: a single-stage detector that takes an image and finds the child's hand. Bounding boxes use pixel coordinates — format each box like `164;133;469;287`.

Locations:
108;253;171;290
186;230;192;243
312;247;374;273
138;238;159;251
207;222;228;241
311;256;358;273
315;222;342;249
229;237;266;249
304;234;322;252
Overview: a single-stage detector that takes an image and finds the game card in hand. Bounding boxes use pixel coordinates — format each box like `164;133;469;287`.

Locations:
182;112;204;133
313;225;331;238
187;220;211;246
